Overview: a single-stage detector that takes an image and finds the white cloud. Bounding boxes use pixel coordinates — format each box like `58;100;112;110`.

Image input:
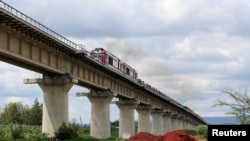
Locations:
5;97;30;105
154;0;206;24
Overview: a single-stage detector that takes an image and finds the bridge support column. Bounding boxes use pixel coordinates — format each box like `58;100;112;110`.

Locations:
177;116;184;130
162;112;172;133
151;109;163;135
186;119;191;130
190;121;195;130
191;121;197;130
182;117;187;130
136;105;151;133
24;75;77;137
170;114;178;130
87;90;113;139
116;99;135;139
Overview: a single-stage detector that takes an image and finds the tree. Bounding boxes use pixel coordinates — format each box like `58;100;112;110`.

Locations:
1;102;27;124
0;98;42;125
213;87;250;124
111;120;119;127
29;98;43;125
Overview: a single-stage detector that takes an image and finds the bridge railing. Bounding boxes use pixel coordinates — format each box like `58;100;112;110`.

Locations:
0;0;84;51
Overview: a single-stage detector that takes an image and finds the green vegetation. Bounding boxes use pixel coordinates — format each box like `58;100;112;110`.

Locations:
55;122;79;140
0;123;124;141
0;123;209;141
0;99;208;140
58;120;124;141
0;98;42;125
0;100;125;140
186;124;207;141
195;124;208;137
0;125;48;141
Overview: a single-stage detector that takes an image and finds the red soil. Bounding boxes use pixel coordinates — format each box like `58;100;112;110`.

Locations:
126;130;197;141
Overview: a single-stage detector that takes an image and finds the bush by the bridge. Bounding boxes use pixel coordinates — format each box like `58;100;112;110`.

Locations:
55;122;79;140
195;124;207;138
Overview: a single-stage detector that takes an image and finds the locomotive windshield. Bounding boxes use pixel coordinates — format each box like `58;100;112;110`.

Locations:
91;53;105;58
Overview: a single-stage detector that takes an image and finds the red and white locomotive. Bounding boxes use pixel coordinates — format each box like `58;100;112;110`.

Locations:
89;48;138;80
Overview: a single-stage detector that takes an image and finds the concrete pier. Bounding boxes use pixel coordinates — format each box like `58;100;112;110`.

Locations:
116;99;135;139
182;117;187;130
87;90;113;139
136;105;151;133
170;114;178;130
24;75;77;137
177;116;184;130
151;109;163;135
162;112;172;133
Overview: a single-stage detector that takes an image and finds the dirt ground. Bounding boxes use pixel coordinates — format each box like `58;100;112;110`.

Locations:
126;130;206;141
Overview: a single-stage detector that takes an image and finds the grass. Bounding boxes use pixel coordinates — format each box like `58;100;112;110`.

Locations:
0;124;124;141
68;126;125;141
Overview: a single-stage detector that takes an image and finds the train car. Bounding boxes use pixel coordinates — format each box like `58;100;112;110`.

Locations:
90;48;138;80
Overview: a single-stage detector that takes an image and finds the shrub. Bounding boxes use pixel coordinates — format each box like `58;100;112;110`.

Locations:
196;124;208;137
55;122;79;140
186;129;196;136
24;127;49;141
0;125;11;140
10;125;24;139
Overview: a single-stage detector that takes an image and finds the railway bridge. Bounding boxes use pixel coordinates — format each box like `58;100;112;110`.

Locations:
0;1;206;139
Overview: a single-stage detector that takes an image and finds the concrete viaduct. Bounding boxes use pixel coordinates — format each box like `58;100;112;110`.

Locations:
0;1;206;139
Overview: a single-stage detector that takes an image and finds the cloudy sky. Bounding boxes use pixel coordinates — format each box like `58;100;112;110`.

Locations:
1;0;250;124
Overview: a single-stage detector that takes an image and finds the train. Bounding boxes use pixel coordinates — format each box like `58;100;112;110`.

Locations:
87;48;200;118
89;48;138;80
87;48;169;101
88;48;171;99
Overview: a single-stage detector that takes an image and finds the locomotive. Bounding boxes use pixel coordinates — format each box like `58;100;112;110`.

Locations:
89;48;138;80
